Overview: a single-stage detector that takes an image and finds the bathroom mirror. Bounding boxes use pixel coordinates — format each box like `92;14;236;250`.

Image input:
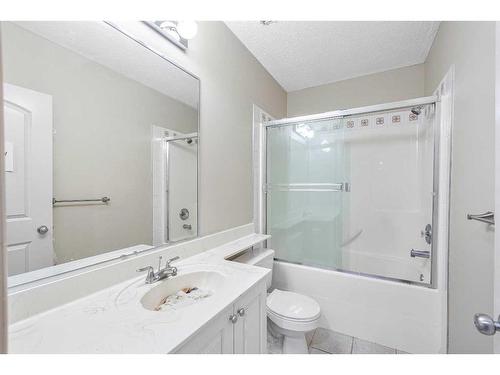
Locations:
1;21;200;281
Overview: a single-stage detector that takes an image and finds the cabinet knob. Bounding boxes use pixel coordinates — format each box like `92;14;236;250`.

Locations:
229;314;238;324
237;308;245;317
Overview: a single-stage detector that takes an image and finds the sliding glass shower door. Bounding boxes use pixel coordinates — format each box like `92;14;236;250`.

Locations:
266;118;347;269
266;104;436;284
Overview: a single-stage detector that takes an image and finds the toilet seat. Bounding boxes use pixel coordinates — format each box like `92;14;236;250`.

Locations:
266;289;320;332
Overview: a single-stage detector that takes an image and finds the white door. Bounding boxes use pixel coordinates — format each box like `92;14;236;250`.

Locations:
4;83;53;275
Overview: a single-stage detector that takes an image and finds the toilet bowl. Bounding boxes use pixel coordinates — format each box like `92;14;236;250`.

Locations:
232;248;321;354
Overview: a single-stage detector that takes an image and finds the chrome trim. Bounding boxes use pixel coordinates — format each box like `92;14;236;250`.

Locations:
265;96;439;127
467;211;495;225
429;101;440;288
273;259;434;288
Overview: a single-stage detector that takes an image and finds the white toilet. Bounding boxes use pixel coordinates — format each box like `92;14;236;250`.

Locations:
233;248;321;354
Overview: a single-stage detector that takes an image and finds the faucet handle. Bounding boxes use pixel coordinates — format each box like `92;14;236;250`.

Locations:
157;256;163;273
137;266;154;273
137;266;156;284
166;256;180;266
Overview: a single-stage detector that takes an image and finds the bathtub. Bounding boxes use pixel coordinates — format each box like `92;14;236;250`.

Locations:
272;260;447;354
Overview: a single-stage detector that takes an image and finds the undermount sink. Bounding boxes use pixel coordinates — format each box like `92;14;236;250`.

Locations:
140;270;225;311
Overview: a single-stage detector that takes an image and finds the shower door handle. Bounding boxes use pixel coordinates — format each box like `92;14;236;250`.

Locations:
410;249;430;259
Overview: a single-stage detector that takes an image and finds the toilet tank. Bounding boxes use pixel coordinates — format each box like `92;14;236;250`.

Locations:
232;248;274;289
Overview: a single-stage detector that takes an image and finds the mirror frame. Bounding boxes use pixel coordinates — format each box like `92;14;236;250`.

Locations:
6;21;201;289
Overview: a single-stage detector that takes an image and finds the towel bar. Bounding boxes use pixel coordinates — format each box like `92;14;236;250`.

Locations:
53;196;110;205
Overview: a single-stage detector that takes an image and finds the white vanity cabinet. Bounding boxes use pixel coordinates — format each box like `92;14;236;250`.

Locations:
174;279;267;354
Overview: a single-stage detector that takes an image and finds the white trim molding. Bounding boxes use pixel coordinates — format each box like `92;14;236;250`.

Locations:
0;27;8;353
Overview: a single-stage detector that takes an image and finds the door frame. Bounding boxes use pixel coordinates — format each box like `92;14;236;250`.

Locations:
494;21;500;354
0;31;8;353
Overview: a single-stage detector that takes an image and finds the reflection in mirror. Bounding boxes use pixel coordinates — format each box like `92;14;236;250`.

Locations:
1;21;200;279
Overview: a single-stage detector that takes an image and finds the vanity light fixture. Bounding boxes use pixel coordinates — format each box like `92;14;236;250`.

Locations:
144;20;198;50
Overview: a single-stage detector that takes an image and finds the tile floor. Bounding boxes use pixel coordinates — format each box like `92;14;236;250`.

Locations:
268;327;409;354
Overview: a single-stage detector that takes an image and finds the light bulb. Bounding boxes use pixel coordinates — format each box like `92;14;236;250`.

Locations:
176;21;198;40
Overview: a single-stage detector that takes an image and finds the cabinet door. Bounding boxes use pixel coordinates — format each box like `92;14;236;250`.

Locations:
233;280;267;354
174;305;234;354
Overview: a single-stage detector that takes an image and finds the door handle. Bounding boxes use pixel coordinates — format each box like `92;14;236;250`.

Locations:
237;307;245;317
474;313;500;335
467;211;495;225
410;249;430;259
37;225;49;235
229;314;238;324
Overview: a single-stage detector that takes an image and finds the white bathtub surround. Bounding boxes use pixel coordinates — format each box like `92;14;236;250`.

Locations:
273;261;445;354
8;234;270;353
8;223;267;323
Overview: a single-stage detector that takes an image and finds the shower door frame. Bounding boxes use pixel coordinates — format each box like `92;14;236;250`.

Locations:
259;95;443;289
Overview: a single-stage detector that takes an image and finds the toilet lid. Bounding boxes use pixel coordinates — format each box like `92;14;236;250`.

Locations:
267;289;320;321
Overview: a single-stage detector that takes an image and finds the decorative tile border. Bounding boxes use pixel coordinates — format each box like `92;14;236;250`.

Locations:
342;109;420;131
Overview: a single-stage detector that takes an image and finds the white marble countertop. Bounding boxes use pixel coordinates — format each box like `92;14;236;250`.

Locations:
8;237;270;353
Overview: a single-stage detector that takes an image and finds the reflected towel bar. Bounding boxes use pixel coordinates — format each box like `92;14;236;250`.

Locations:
467;211;494;225
52;197;110;205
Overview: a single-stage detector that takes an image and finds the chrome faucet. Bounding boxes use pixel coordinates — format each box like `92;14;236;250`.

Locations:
137;256;180;284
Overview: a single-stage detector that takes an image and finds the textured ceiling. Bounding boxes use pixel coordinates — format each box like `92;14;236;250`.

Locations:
226;21;440;92
14;21;199;109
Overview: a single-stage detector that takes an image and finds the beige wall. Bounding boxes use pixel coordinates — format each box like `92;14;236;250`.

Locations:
115;22;288;236
188;22;287;234
425;21;496;354
2;23;198;263
287;64;425;117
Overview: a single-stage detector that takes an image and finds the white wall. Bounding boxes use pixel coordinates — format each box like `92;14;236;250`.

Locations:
287;64;425;117
2;22;199;263
112;22;287;237
424;21;496;354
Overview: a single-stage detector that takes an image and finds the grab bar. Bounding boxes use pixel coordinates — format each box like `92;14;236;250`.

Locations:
467;211;494;225
410;249;430;259
53;196;110;205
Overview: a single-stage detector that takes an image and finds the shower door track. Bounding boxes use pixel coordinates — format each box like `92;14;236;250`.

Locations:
265;95;438;127
261;95;442;289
